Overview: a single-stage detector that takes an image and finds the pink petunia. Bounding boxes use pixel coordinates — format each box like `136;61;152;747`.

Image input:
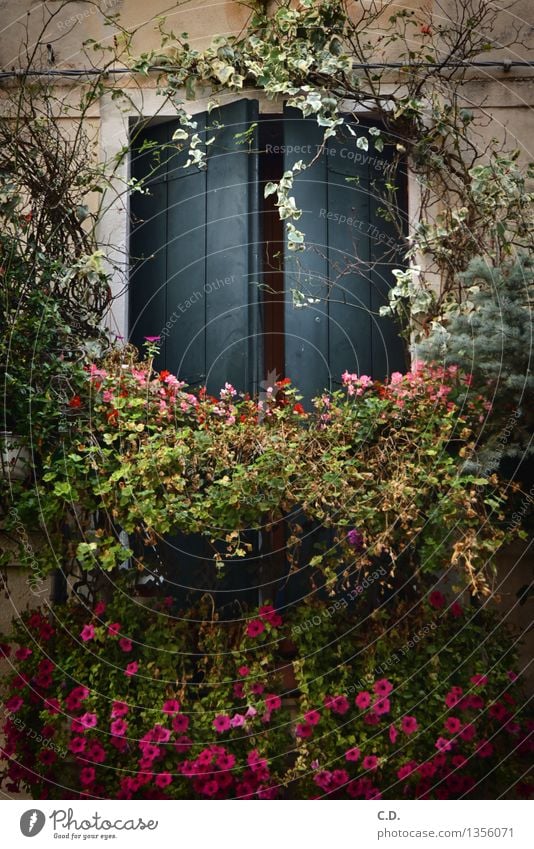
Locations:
374;678;393;696
246;619;265;638
125;662;138;677
110;718;128;737
237;665;250;677
295;722;313;738
107;622;121;637
389;724;398;743
80;624;95;642
362;755;379;771
79;766;96;786
119;638;133;653
79;712;97;730
435;736;453;752
94;601;106;616
476;740;494;758
304;710;321;726
5;696;23;713
355;691;372;710
470;673;488;687
155;772;172;789
162;699;180;715
444;716;462;734
231;713;246;728
213;715;231;733
401;715;419;735
69;736;86;754
373;697;390;716
15;647;32;660
111;700;129;718
345;747;361;762
265;694;282;711
172;714;190;733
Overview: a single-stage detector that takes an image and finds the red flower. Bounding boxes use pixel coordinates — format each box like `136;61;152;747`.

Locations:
293;403;306;415
68;395;82;409
429;590;446;609
276;378;291;387
159;370;171;380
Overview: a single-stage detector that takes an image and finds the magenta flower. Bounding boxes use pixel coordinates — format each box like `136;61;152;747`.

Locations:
69;736;86;754
345;747;361;762
373;697;390;716
389;724;398;743
5;696;23;713
125;661;138;677
295;722;313;738
110;718;128;737
79;712;97;730
213;715;231;733
251;682;265;695
155;772;172;789
107;622;121;637
362;755;379;771
15;647;32;660
38;749;56;766
202;779;219;797
79;766;96;786
470;673;488;687
44;697;60;714
94;601;106;616
162;699;180;715
172;714;190;733
397;761;417;779
355;691;372;710
444;716;462;734
144;335;161;343
246;619;265;638
111;700;129;718
119;638;133;653
347;528;364;551
265;694;282;711
450;601;463;617
231;713;245;728
374;678;393;696
460;723;476;742
80;624;95;642
476;740;494;758
401;715;419;735
304;709;321;726
435;736;453;752
237;665;250;677
86;742;106;763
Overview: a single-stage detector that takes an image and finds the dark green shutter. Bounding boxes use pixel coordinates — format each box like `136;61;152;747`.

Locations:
130;100;260;394
283;108;406;399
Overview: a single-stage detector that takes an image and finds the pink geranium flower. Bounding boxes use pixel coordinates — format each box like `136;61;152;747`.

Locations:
80;624;95;642
213;715;231;733
125;661;138;677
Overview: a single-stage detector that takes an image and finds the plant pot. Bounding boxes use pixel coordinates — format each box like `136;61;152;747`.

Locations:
0;432;30;481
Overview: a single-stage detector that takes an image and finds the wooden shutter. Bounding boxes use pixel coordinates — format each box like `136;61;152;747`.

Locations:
130;100;261;394
283;107;406;399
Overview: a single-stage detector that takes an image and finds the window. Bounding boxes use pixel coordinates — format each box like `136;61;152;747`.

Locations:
129;99;406;400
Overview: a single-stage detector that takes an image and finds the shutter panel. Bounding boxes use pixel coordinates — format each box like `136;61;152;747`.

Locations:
283;108;405;399
130;100;260;394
